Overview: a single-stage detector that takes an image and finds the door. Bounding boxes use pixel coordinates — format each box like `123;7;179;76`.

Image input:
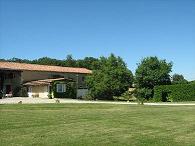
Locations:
6;85;12;94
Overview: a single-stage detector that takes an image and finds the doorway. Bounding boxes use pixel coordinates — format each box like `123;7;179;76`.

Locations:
6;85;12;94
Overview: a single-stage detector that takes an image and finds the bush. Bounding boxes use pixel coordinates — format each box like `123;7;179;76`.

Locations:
13;86;28;97
113;90;136;101
48;93;52;99
134;88;153;104
134;88;153;100
81;94;94;100
154;82;195;102
52;81;76;98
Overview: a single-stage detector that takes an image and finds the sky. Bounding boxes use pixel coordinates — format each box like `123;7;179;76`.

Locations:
0;0;195;80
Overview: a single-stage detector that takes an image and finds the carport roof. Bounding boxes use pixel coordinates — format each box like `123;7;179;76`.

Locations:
23;78;73;86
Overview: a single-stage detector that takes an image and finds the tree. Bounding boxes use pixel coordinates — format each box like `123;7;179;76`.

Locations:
172;74;188;84
76;57;100;70
2;55;100;69
32;57;64;66
135;56;172;100
8;57;31;63
86;54;133;100
64;55;76;67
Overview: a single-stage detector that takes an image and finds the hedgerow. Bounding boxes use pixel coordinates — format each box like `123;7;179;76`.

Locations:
154;82;195;102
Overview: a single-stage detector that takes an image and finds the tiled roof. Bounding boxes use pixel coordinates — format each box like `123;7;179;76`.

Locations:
0;61;92;74
23;78;73;86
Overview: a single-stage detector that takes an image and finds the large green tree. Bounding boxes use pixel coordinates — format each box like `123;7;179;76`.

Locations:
86;54;133;100
135;56;172;100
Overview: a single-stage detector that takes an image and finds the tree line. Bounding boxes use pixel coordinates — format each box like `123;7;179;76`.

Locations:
0;55;101;70
0;54;188;101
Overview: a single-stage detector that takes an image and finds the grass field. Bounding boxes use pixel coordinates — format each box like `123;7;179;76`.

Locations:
0;104;195;146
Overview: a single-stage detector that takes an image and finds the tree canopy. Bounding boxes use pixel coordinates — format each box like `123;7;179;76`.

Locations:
172;74;188;84
1;55;100;70
135;56;172;100
135;56;172;89
86;54;133;100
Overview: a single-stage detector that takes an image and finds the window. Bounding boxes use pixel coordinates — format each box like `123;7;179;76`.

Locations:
56;84;66;93
82;76;85;82
4;73;15;80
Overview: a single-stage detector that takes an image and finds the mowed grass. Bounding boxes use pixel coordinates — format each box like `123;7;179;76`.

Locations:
0;104;195;146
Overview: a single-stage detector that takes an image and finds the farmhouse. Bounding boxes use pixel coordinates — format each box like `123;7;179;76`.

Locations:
0;61;92;98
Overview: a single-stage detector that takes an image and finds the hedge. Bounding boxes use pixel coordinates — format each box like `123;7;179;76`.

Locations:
154;82;195;102
52;81;76;98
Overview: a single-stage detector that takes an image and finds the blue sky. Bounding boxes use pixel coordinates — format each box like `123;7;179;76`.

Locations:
0;0;195;80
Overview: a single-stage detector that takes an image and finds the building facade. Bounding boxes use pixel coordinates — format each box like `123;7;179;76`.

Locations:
0;61;92;98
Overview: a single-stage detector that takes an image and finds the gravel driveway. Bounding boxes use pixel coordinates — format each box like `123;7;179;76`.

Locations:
0;97;137;104
1;97;195;105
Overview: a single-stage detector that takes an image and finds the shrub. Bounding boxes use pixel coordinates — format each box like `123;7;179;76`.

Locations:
135;88;153;99
52;81;76;98
48;93;52;99
154;82;195;102
113;90;136;101
81;94;94;100
13;86;28;97
134;88;153;104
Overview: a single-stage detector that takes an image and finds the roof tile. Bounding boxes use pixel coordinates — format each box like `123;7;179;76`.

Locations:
0;61;92;74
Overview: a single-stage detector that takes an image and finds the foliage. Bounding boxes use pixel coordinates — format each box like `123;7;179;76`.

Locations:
135;56;172;89
64;55;77;67
77;57;101;70
31;57;65;66
86;54;133;100
3;55;100;70
172;73;188;84
13;86;28;97
134;88;153;104
81;94;95;100
135;56;172;101
52;81;76;98
48;93;52;99
113;90;136;101
154;82;195;102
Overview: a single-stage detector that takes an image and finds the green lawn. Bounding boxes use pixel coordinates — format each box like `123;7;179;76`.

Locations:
0;104;195;146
